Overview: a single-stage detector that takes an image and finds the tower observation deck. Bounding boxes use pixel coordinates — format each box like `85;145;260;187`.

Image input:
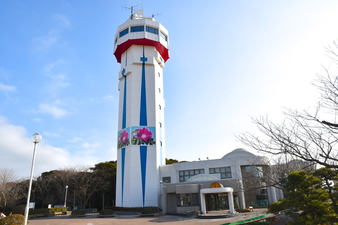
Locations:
113;9;170;207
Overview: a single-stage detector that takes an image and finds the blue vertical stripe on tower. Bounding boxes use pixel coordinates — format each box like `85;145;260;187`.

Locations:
140;46;148;126
140;146;147;207
122;53;128;129
122;69;127;129
121;148;126;206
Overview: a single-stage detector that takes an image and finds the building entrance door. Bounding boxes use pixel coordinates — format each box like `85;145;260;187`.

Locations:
205;193;229;211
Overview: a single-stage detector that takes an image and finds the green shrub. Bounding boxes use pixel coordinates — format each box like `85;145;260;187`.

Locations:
140;207;158;214
99;209;114;215
11;205;26;215
268;199;286;213
49;207;67;212
0;214;25;225
71;210;85;215
29;208;49;214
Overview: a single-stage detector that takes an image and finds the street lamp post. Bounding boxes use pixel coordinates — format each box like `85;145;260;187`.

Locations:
64;185;69;207
24;133;42;225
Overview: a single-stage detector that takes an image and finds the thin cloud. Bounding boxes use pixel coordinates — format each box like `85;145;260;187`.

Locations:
35;29;60;51
0;83;16;92
42;61;70;96
82;142;101;148
53;14;71;28
48;73;70;88
39;102;68;118
0;68;10;79
103;95;114;100
43;60;66;73
43;131;60;138
68;137;82;143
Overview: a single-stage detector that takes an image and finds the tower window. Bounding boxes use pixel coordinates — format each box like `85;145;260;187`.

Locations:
131;26;144;32
158;88;161;93
160;31;167;41
146;26;159;35
159;105;161;110
119;28;129;37
158;72;161;77
159;122;162;128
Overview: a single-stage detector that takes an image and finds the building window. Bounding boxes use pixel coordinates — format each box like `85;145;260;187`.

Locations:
159;122;162;128
158;88;161;93
179;169;205;182
159;104;161;110
245;166;263;177
131;26;144;32
146;26;159;35
162;177;171;183
158;72;160;77
119;28;128;37
160;31;168;41
256;194;267;200
209;167;232;179
176;193;199;207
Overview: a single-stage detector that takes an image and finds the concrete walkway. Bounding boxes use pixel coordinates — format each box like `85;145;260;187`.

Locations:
29;209;269;225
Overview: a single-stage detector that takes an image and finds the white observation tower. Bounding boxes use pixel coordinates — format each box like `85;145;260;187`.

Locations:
114;9;169;207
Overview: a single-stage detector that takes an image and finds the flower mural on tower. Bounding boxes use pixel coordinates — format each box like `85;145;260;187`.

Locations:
120;130;129;143
131;127;156;145
136;128;153;141
117;129;130;148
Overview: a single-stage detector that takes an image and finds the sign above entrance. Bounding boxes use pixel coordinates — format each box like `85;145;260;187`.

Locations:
210;182;224;188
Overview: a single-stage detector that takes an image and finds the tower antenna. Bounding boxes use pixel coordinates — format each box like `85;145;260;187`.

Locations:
123;4;141;18
151;13;161;18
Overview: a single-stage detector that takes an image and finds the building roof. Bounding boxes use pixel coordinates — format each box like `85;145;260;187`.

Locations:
222;148;256;159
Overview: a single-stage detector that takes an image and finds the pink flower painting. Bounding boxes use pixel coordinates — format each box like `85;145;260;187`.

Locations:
136;128;153;141
118;129;130;148
120;130;129;143
131;127;155;145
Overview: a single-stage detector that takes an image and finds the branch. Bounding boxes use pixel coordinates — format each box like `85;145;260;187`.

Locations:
321;120;338;128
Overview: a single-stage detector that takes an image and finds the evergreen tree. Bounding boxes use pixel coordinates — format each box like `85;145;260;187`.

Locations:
286;170;337;225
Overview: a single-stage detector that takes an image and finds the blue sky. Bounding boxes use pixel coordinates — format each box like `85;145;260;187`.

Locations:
1;0;338;178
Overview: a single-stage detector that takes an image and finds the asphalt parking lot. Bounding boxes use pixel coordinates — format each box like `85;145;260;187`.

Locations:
29;215;229;225
29;209;269;225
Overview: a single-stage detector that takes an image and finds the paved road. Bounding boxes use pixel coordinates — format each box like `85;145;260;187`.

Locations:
29;215;237;225
29;209;269;225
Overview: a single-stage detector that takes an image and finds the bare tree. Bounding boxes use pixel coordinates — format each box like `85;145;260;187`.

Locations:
0;169;19;208
237;41;338;169
72;167;99;209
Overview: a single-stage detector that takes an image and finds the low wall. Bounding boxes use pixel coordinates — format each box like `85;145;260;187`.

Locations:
176;206;200;214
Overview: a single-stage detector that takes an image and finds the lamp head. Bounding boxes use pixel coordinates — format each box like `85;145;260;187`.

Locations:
31;133;42;143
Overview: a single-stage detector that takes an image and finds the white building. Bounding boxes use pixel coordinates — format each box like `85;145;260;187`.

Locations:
159;148;283;214
113;9;169;208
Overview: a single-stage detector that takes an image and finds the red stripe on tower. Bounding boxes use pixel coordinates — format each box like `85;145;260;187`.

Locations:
114;38;170;63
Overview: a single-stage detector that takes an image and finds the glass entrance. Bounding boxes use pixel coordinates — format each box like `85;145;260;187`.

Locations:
205;193;229;211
